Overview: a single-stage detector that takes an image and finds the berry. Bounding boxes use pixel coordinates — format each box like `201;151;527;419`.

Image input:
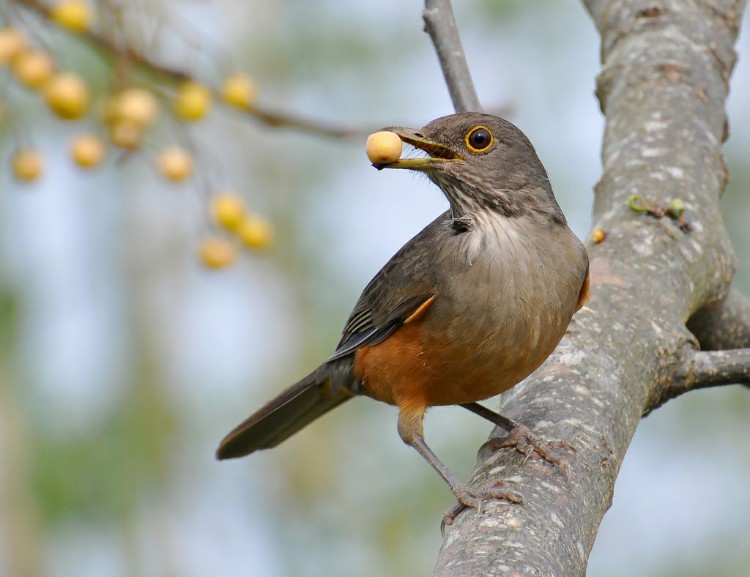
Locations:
109;121;141;149
366;131;402;164
113;88;158;127
211;193;246;231
590;229;606;244
44;72;89;119
12;50;54;90
156;147;194;181
12;149;44;181
173;81;212;121
70;134;105;167
51;0;92;32
199;237;236;269
237;215;273;250
221;74;257;108
0;27;26;66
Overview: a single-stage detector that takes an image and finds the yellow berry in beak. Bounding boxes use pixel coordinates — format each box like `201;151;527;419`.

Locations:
366;131;402;164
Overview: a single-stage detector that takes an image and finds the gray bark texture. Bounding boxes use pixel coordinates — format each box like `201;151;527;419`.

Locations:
432;1;747;575
688;288;750;349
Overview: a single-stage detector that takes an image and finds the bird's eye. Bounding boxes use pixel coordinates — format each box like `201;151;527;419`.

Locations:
465;126;493;153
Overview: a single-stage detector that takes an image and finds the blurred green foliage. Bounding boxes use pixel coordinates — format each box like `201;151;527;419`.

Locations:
31;369;175;524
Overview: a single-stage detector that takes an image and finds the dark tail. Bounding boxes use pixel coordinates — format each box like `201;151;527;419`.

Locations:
216;363;353;460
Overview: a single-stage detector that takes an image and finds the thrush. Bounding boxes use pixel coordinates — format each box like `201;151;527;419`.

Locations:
217;112;589;519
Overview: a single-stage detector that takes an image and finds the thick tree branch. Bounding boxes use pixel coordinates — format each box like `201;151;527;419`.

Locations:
678;348;750;387
423;0;482;113
687;288;750;350
649;347;750;412
432;1;745;575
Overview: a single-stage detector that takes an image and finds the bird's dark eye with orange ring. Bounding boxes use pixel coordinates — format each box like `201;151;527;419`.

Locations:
465;126;493;153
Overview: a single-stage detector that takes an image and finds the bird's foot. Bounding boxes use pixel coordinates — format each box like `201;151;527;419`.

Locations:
442;481;523;529
485;423;574;476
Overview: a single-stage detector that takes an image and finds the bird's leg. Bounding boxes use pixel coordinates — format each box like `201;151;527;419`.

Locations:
460;402;574;475
397;407;521;526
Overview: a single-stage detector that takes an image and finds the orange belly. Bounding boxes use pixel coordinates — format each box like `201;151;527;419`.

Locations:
352;318;561;412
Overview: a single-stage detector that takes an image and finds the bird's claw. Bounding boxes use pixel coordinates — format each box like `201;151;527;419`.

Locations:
485;423;574;477
441;481;523;533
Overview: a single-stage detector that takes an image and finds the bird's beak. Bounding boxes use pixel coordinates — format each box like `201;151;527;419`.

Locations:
374;127;461;171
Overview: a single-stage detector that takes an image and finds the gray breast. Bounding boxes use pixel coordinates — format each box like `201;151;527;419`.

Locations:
429;213;583;357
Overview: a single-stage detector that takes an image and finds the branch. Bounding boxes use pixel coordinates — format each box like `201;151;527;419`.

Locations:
432;1;745;575
14;0;364;139
647;347;750;414
239;106;364;139
687;288;750;350
423;0;482;113
679;348;750;387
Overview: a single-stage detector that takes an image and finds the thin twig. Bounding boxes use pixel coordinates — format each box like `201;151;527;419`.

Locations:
13;0;363;139
423;0;482;113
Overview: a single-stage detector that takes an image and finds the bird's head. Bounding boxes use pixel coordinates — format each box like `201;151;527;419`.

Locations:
375;113;564;223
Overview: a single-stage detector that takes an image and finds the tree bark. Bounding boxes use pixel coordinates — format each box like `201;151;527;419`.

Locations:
688;288;750;349
432;1;746;575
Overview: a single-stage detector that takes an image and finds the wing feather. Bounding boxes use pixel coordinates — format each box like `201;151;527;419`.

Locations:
328;211;452;361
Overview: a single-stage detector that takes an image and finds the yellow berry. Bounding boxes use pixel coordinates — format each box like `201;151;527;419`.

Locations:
237;215;273;250
44;72;89;119
211;193;246;230
113;88;158;127
591;229;606;244
173;81;212;121
70;134;105;168
156;147;194;181
51;0;92;32
221;73;257;108
0;28;26;66
109;121;141;149
199;237;237;269
366;131;402;164
12;149;44;182
12;50;54;90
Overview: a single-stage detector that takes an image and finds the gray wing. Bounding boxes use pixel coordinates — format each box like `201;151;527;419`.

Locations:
327;211;452;361
216;212;453;459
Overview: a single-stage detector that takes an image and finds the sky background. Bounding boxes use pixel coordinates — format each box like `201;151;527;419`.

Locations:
1;1;750;576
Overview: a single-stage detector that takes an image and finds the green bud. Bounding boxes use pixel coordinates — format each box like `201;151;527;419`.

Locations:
667;198;686;219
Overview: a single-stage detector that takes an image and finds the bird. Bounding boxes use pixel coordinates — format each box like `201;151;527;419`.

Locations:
216;112;589;520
